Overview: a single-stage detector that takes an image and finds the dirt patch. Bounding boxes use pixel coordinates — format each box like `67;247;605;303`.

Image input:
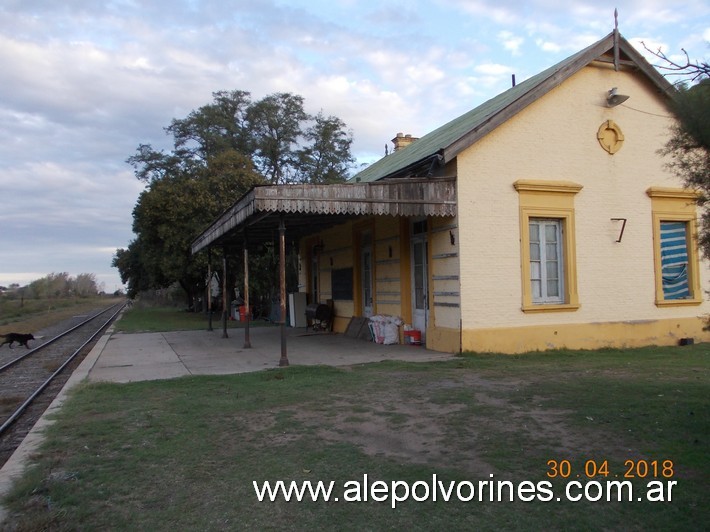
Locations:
277;375;505;475
300;370;639;475
311;397;495;476
220;366;666;479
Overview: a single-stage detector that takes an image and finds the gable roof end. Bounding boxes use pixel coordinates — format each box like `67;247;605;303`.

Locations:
352;31;674;184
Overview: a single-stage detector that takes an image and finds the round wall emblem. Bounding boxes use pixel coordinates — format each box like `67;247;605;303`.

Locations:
597;120;624;154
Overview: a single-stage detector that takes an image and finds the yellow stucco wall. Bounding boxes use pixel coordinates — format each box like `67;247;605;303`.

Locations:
372;216;403;317
298;213;463;344
426;216;462;351
299;216;409;333
462;317;707;354
454;61;710;353
306;220;355;331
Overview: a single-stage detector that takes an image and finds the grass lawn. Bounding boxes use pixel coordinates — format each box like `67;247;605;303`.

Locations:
0;297;123;333
2;308;708;530
114;306;270;333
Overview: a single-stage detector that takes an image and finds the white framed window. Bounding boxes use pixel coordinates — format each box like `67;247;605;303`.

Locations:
529;219;564;304
514;179;582;313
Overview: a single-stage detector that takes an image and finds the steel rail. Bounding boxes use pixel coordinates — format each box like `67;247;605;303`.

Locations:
0;302;124;373
0;302;126;437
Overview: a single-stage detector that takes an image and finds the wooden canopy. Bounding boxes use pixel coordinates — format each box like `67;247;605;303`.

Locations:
191;177;457;253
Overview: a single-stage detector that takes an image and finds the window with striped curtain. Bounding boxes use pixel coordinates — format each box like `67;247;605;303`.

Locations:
660;221;690;300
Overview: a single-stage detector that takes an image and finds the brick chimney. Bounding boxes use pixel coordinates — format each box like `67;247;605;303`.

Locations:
392;132;418;152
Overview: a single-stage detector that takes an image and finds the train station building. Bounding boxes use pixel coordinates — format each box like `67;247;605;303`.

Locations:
192;29;710;355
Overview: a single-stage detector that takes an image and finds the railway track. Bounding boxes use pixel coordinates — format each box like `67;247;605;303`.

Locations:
0;302;126;468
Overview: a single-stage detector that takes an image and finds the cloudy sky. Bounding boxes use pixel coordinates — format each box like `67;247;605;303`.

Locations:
1;0;708;293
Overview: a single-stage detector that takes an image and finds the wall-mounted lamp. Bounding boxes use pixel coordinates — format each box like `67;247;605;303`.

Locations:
607;87;630;107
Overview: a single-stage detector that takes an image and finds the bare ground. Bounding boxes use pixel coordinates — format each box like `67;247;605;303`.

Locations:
240;368;646;479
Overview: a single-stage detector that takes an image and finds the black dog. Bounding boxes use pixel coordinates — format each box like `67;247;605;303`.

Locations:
0;333;35;349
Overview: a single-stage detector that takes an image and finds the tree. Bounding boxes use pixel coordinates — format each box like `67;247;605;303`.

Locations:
125;144;182;184
117;151;263;305
296;112;355;184
646;44;710;256
126;90;355;186
643;43;710;83
167;89;253;163
247;92;309;184
125;90;254;185
112;243;155;298
661;80;710;256
23;272;99;299
73;273;99;297
29;272;71;298
116;90;355;304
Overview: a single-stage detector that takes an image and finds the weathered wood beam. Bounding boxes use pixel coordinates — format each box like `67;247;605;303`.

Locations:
222;248;228;339
278;216;289;367
243;235;251;349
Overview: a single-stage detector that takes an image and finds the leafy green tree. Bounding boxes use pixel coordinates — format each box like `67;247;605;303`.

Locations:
116;89;354;304
662;80;710;256
167;90;253;163
247;92;309;184
24;272;99;298
126;90;354;186
296;112;354;184
646;44;710;256
117;151;263;305
125;144;181;184
73;273;99;297
113;243;155;298
29;272;70;298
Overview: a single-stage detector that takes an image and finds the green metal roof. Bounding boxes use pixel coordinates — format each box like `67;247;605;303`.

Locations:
351;31;673;183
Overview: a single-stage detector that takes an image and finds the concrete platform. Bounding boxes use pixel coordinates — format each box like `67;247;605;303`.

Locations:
88;325;452;382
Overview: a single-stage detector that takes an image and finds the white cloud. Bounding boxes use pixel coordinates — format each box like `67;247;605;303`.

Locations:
474;63;513;76
536;39;562;54
446;0;520;25
0;0;707;290
499;31;524;55
0;273;50;287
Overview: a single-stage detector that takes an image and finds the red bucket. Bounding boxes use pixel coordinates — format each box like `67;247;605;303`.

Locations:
403;330;422;345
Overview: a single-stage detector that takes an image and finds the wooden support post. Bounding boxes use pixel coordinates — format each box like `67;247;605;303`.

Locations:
243;238;252;348
222;248;229;339
207;247;213;331
279;216;289;366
